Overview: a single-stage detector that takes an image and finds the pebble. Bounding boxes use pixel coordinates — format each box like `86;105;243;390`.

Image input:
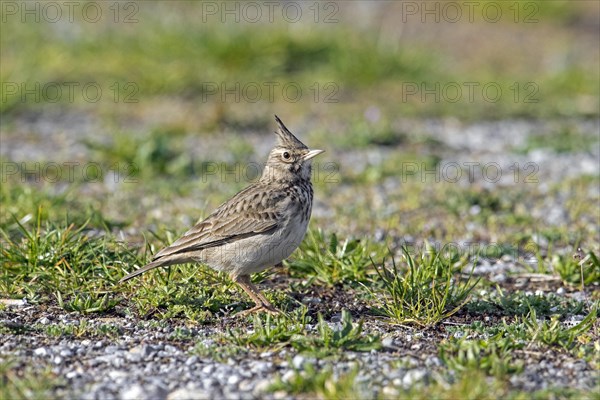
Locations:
425;356;442;368
253;379;271;395
202;378;218;390
292;354;305;369
167;387;210;400
185;356;199;366
382;386;400;397
108;370;128;380
34;347;49;356
250;361;272;374
202;364;216;375
381;337;395;348
0;299;27;307
60;349;73;357
281;370;296;382
120;384;147;400
227;375;241;386
238;379;254;392
66;371;79;379
402;369;427;387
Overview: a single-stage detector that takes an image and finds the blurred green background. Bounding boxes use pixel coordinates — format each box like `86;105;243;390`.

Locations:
1;1;598;120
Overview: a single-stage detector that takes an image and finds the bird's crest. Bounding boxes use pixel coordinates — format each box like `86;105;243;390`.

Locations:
274;115;308;150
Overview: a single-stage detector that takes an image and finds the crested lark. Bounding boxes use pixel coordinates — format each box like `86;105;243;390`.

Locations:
119;116;323;314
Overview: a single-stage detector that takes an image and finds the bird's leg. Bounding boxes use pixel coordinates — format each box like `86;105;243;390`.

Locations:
232;274;281;315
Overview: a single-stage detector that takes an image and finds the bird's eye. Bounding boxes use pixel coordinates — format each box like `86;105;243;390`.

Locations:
282;151;291;160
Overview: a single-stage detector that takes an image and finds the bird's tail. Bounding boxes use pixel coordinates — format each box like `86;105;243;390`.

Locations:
118;256;185;283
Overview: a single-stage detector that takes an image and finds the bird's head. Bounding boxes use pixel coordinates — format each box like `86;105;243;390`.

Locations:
261;115;324;183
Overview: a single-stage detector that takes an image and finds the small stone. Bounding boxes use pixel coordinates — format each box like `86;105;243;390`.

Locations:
227;374;241;386
271;390;288;400
108;370;128;380
387;368;403;380
65;371;79;379
104;345;119;354
238;379;254;392
571;291;587;302
165;345;178;353
381;337;394;348
250;361;272;374
34;347;48;356
111;357;125;368
121;384;146;400
0;299;27;307
125;351;142;363
469;205;481;215
185;356;199;366
253;379;271;395
281;370;296;382
39;317;50;325
330;313;342;323
167;388;210;400
130;344;155;359
292;354;305;369
382;386;400;397
202;378;217;390
60;349;73;357
425;356;442;368
402;369;427;387
202;365;215;375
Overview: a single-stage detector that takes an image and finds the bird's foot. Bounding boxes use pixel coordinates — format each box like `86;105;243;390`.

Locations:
237;303;282;317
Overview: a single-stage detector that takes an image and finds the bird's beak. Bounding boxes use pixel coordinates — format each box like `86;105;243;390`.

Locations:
302;149;324;161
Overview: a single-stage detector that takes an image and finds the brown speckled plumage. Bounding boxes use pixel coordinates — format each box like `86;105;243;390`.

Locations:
119;116;323;315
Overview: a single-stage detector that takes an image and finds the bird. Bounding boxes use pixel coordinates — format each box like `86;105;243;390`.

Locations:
119;115;324;315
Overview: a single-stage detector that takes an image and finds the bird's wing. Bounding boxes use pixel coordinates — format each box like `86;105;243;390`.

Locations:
152;185;284;260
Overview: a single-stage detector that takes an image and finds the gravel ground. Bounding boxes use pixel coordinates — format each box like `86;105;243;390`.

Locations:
2;280;598;400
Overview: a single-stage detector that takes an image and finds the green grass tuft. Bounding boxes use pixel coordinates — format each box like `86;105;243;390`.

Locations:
366;245;478;326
